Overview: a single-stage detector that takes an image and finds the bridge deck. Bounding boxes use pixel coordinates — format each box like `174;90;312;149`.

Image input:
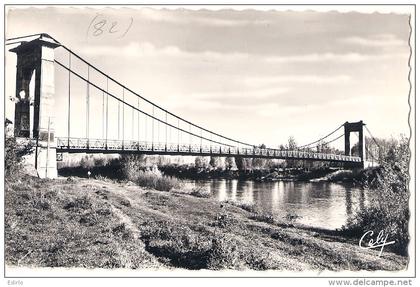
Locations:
56;137;362;163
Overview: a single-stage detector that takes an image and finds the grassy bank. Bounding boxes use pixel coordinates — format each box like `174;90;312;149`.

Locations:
5;175;408;271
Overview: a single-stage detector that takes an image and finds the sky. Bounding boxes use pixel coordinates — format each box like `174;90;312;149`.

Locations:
5;5;413;149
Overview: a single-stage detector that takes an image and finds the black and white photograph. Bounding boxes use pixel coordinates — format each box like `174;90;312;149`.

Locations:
2;3;416;284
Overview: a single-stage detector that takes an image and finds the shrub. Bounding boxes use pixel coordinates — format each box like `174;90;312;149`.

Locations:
80;155;95;169
206;233;240;270
189;185;211;198
5;136;34;180
284;213;301;223
224;200;257;213
250;212;275;224
119;154;147;181
343;136;410;255
140;221;211;269
133;170;181;192
119;155;182;191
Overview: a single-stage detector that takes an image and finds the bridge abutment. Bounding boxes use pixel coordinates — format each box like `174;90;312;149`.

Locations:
10;35;60;179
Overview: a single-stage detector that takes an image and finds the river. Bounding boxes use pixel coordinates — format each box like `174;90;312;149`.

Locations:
186;179;368;230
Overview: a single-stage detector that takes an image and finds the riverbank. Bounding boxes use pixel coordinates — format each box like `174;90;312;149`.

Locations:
5;174;407;271
162;166;356;182
59;164;379;185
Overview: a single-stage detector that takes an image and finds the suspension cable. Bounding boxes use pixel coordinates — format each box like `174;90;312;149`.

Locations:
53;39;255;148
303;133;344;151
36;33;355;153
321;133;344;147
16;32;252;147
16;33;348;152
297;124;343;149
364;125;381;148
55;59;235;148
364;125;383;163
5;33;44;42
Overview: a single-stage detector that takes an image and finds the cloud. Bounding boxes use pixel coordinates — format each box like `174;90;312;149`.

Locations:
139;8;270;27
80;41;249;62
244;75;351;87
339;34;406;48
265;51;407;63
80;41;408;73
163;87;290;113
196;86;290;100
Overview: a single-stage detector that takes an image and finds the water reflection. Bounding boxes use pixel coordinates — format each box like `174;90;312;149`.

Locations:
345;186;353;216
186;179;368;230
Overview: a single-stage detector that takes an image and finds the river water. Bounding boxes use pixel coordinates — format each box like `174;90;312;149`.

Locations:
186;179;368;230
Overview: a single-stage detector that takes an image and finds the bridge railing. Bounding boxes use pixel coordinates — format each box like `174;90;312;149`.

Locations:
56;137;361;162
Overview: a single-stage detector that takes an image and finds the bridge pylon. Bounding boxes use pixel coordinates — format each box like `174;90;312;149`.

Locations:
9;35;60;178
344;120;365;169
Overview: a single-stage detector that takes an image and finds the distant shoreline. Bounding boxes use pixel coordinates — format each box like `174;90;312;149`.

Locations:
58;165;379;186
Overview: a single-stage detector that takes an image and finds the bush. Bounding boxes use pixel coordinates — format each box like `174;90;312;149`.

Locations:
119;155;182;192
5;137;34;180
133;170;181;192
189;185;211;198
224;200;258;213
250;212;275;224
206;233;240;270
343;136;410;255
119;154;147;181
140;221;212;269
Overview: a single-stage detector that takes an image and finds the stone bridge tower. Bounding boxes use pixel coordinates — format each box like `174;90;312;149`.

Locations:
10;34;60;178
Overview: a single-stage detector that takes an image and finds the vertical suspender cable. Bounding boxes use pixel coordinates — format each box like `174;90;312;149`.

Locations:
102;91;104;139
189;124;191;149
145;113;147;143
165;112;168;148
118;91;120;140
152;106;154;148
178;119;180;149
67;53;71;148
86;66;90;144
169;115;171;145
132;107;134;141
122;88;125;147
106;78;109;147
137;97;140;142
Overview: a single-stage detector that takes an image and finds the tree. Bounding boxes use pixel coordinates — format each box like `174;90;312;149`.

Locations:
235;157;253;171
209;156;221;169
286;136;300;168
120;154;147;180
195;156;209;170
157;155;168;167
80;155;95;169
278;144;286;150
224;157;236;170
252;144;269;170
252;157;267;170
316;140;332;153
234;156;244;171
287;136;298;150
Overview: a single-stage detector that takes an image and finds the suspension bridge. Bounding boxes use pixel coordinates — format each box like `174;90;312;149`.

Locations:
6;34;379;178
